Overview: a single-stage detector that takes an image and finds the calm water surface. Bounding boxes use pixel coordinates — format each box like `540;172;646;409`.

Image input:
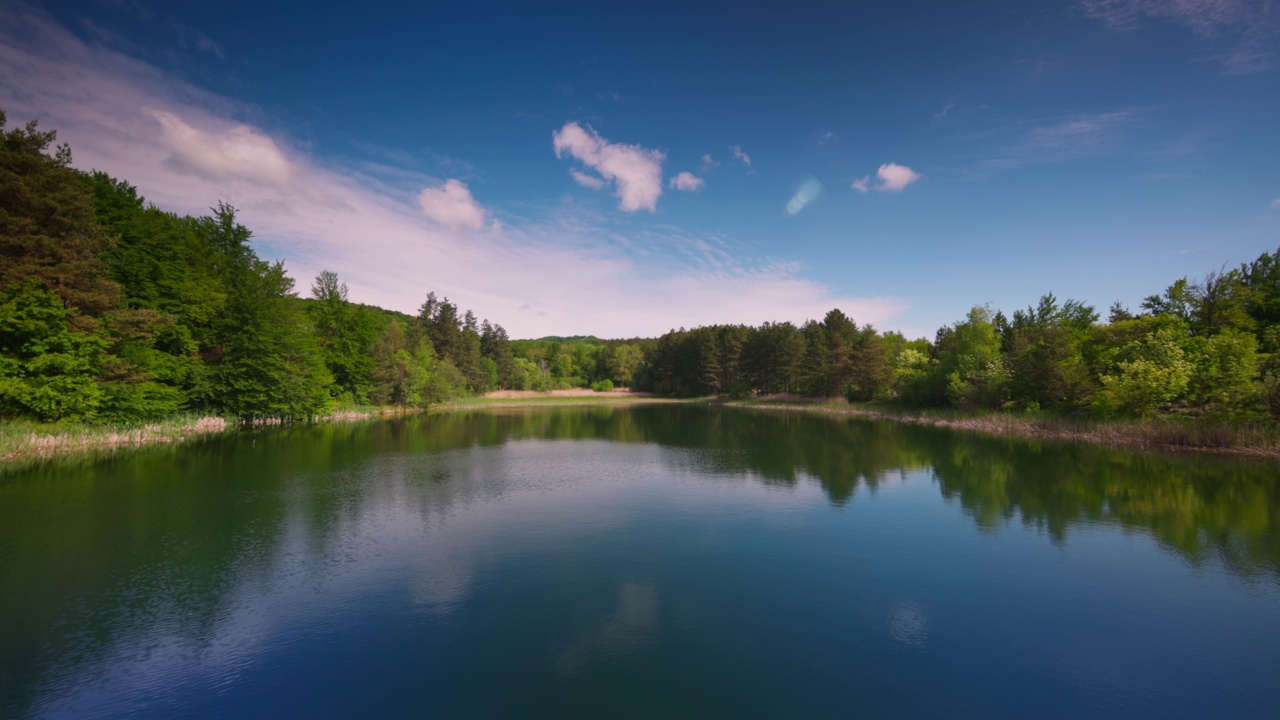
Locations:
2;405;1278;718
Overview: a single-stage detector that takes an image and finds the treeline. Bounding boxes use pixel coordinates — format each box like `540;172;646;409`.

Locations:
0;113;552;422
3;110;1279;425
637;268;1280;421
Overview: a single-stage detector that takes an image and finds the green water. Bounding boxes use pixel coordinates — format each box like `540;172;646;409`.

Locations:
1;405;1278;718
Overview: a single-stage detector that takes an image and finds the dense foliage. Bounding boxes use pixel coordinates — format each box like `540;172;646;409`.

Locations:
0;112;522;421
2;111;1278;425
637;277;1280;422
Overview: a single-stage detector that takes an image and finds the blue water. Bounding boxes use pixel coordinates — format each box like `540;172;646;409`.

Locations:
1;406;1278;718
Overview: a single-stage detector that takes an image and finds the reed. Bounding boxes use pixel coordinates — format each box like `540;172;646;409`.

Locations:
730;399;1280;458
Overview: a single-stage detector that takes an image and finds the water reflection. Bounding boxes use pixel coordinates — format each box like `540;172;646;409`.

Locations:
1;405;1277;717
555;581;660;676
888;600;928;646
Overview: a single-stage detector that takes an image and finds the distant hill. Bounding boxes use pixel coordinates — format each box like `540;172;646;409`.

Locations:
522;335;606;344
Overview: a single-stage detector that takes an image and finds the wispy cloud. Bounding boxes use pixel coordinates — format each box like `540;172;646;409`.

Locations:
1081;0;1279;73
852;163;922;193
593;90;630;104
0;4;905;337
669;171;704;192
976;110;1141;172
553;122;665;212
1082;0;1255;34
1271;198;1280;209
569;168;606;189
700;153;718;172
730;145;752;168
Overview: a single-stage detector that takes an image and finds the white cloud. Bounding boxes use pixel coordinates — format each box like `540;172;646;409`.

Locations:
569;168;606;189
142;107;293;186
700;153;718;172
553;122;665;212
0;6;905;338
878;163;922;191
852;163;922;193
417;179;487;230
731;145;752;168
669;172;704;191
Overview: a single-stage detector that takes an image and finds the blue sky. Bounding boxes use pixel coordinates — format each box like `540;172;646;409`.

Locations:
2;0;1277;338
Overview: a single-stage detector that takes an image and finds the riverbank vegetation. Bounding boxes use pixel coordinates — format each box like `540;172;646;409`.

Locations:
730;399;1280;457
2;110;1279;457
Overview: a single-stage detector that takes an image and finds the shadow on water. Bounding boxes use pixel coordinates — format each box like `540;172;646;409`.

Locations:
1;404;1277;716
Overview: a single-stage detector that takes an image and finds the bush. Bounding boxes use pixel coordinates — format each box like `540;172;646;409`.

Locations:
591;378;614;392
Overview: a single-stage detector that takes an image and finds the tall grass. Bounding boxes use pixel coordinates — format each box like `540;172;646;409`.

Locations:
731;399;1280;457
0;413;230;463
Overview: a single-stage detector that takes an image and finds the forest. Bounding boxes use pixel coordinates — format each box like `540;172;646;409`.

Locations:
3;111;1279;426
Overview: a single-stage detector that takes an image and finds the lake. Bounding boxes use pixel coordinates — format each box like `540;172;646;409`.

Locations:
2;405;1278;718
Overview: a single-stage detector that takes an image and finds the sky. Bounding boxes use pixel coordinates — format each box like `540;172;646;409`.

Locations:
1;0;1277;339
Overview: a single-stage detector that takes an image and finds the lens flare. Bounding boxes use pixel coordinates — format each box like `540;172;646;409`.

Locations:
785;177;823;215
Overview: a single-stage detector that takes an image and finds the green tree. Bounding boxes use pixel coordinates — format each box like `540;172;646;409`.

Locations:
309;270;376;402
1094;328;1192;417
0;112;120;316
370;319;452;407
847;326;894;401
605;343;643;387
1006;294;1097;409
480;320;516;389
197;205;332;420
0;279;107;420
935;306;1007;408
741;321;806;395
1184;329;1259;418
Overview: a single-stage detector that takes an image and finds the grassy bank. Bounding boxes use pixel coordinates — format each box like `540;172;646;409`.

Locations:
9;392;1277;466
0;394;674;465
0;405;427;465
727;399;1280;458
0;413;233;464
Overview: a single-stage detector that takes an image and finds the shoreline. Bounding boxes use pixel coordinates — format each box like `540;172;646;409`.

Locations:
0;406;425;466
726;400;1280;459
0;392;670;466
5;393;1278;466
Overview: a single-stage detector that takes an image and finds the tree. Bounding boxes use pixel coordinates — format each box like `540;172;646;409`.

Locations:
480;320;516;389
1184;329;1259;418
370;319;449;407
1241;246;1280;349
934;306;1006;408
1093;329;1191;417
1142;278;1196;326
848;326;894;401
309;270;376;402
0;112;120;316
0;279;107;421
197;206;332;420
605;343;643;387
1006;294;1096;409
741;322;805;394
699;331;722;395
0;114;187;422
